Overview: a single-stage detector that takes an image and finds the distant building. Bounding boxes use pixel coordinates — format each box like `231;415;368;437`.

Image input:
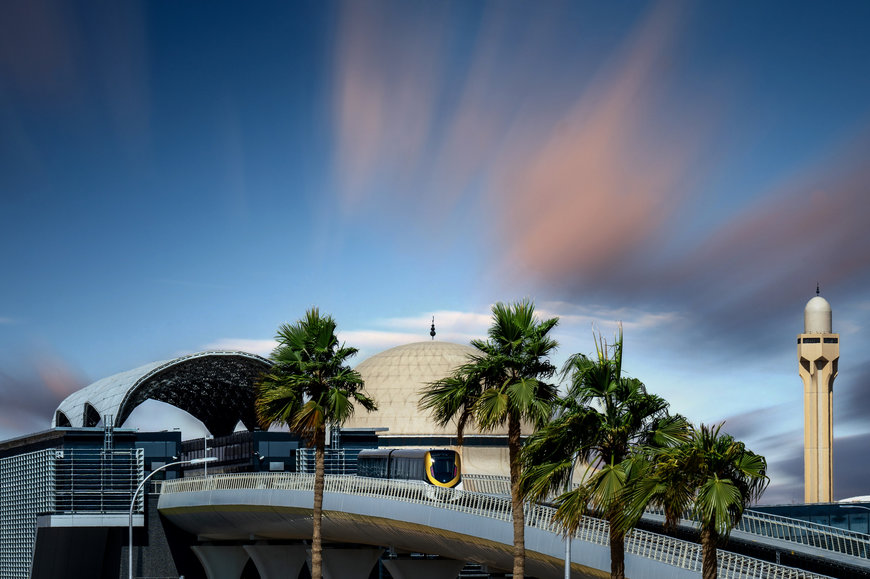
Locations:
798;289;839;503
1;340;517;577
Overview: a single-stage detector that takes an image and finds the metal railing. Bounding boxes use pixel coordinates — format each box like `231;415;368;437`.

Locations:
737;509;870;558
466;474;870;561
161;473;831;579
54;448;144;513
462;473;513;495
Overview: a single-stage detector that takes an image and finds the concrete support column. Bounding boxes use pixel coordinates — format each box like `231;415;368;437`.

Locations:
191;545;249;579
244;544;308;579
308;547;383;579
383;558;466;579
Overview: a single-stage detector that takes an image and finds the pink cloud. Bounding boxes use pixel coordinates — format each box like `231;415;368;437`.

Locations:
327;0;870;324
0;0;79;97
331;2;447;209
489;3;705;284
0;351;85;438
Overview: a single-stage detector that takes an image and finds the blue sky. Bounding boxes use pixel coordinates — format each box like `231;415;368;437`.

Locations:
2;0;870;504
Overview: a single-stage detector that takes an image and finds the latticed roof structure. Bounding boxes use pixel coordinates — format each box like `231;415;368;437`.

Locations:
52;351;270;436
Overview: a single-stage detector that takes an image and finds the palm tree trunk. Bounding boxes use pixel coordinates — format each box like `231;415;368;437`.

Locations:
701;526;718;579
311;429;326;579
508;413;525;579
607;516;625;579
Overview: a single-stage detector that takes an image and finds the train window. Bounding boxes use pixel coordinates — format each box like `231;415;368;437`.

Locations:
430;456;456;483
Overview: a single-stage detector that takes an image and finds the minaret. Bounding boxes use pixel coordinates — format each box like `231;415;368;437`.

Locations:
798;286;839;503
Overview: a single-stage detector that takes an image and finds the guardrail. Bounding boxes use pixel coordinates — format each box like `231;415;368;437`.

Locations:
161;473;831;579
738;509;870;558
462;473;514;495
465;474;870;561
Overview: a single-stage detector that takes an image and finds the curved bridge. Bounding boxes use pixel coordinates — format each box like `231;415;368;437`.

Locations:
158;473;828;579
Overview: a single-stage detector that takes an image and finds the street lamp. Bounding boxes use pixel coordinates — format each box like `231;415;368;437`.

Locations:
128;457;217;579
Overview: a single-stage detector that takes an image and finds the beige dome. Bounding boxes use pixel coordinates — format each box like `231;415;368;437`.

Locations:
347;341;486;436
804;295;833;334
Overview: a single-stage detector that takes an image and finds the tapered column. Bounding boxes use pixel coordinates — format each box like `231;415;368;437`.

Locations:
310;547;383;579
191;545;249;579
244;544;308;579
383;558;466;579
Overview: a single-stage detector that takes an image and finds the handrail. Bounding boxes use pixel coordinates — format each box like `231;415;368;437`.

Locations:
738;509;870;558
465;474;870;560
161;473;832;579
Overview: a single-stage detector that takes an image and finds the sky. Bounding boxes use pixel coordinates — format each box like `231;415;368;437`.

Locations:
2;0;870;505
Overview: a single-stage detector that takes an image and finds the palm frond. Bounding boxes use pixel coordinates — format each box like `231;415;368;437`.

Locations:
255;307;376;438
475;388;510;430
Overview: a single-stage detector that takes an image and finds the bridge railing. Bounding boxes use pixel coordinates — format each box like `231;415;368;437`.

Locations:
162;473;831;579
465;474;870;561
462;473;514;495
737;509;870;558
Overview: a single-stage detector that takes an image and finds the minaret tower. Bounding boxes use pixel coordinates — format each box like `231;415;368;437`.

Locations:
798;285;839;503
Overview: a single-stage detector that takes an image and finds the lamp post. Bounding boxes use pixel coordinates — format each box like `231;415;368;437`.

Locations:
128;457;216;579
564;531;571;579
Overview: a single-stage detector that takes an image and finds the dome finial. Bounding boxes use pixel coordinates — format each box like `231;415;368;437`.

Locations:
816;282;820;296
430;316;436;340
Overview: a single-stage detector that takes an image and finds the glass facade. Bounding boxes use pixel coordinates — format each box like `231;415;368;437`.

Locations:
754;503;870;535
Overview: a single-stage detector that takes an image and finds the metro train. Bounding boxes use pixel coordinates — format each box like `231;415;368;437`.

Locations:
356;448;461;488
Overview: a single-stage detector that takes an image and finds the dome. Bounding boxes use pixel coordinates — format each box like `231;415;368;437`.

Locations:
804;295;833;334
346;341;486;436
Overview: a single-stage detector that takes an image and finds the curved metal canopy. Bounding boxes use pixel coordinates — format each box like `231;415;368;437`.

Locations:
53;351;271;436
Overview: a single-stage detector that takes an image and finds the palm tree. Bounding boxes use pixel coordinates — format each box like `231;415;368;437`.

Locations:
256;308;377;579
420;299;559;578
521;327;685;579
624;422;768;579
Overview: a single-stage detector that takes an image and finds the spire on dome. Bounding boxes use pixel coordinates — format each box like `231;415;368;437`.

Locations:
430;317;436;340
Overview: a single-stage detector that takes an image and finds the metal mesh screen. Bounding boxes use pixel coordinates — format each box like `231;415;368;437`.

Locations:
0;449;55;579
0;447;144;579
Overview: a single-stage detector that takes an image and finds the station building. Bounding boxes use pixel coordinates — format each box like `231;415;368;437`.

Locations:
0;339;515;578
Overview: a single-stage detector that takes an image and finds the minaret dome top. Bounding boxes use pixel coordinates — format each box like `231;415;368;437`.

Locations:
804;295;832;334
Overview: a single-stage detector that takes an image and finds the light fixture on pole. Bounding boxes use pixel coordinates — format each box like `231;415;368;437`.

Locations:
128;457;217;579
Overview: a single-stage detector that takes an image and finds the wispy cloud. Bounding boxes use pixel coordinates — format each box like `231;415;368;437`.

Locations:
0;1;150;151
0;351;85;439
329;0;870;359
201;309;488;364
331;1;448;209
377;310;492;336
200;338;277;357
539;301;683;333
0;0;80;97
492;3;706;288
